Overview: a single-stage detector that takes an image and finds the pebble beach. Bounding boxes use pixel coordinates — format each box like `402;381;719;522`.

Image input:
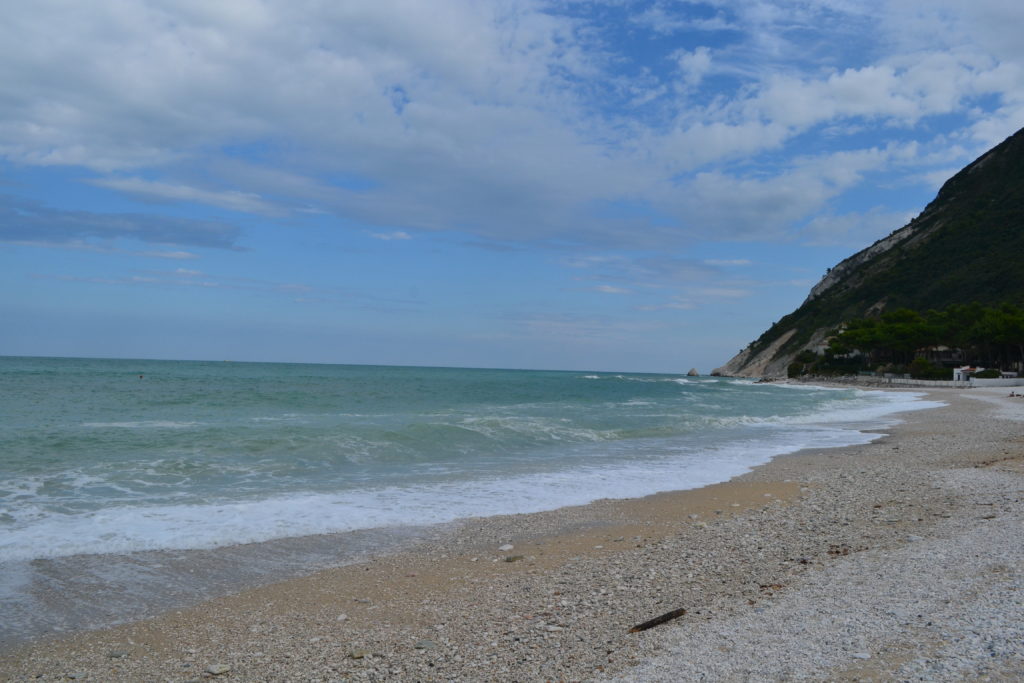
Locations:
2;386;1022;681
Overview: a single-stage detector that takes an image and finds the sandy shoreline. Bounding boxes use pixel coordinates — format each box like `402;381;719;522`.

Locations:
2;387;1022;680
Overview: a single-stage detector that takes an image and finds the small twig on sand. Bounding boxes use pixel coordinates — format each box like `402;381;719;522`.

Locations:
628;607;687;633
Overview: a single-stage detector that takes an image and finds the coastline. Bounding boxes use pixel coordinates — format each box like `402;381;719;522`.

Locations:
2;387;1022;680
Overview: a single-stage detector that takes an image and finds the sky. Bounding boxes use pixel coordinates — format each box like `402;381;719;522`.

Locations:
2;0;1023;373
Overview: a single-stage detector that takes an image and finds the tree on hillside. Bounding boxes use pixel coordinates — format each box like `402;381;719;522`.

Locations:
824;303;1024;376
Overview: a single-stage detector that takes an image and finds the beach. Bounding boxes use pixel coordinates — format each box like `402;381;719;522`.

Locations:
1;386;1022;681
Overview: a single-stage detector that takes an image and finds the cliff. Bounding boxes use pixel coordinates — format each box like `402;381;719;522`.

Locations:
714;125;1024;377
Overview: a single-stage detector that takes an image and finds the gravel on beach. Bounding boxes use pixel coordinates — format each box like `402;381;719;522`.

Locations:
1;387;1022;681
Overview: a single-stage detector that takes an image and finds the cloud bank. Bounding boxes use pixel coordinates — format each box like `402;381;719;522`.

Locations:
0;0;1020;252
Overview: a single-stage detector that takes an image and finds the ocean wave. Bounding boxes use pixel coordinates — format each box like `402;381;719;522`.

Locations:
691;389;942;430
457;416;614;443
0;421;883;563
82;420;202;429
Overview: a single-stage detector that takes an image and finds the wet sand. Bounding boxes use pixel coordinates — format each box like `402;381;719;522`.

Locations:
2;387;1022;681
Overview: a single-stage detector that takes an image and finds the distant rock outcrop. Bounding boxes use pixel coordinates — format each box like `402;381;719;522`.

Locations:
714;126;1024;378
686;368;700;377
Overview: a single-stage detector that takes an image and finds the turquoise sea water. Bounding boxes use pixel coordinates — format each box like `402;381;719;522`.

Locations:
0;356;941;565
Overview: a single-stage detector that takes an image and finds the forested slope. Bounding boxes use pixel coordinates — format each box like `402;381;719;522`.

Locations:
715;126;1024;377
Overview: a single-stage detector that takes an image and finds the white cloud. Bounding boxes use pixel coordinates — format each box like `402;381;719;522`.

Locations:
800;208;916;247
0;0;1020;249
0;197;241;249
92;178;280;215
739;52;1007;133
370;231;412;241
673;46;714;90
916;167;963;193
637;297;697;312
654;120;790;174
630;4;693;35
651;143;912;240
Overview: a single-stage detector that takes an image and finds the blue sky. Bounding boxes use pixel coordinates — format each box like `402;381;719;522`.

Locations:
2;0;1023;372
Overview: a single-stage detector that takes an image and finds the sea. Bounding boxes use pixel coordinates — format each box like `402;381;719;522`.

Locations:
0;356;942;647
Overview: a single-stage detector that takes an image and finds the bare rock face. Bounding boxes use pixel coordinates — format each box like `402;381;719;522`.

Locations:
712;329;797;378
687;368;700;377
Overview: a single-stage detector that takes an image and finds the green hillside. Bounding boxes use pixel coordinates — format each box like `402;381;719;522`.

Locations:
718;125;1024;376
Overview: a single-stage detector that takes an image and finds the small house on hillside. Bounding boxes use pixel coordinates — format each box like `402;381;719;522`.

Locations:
919;345;963;364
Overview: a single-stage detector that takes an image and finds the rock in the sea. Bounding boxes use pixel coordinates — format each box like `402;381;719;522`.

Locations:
687;368;700;376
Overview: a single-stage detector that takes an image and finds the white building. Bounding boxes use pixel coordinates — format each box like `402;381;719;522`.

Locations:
953;366;980;382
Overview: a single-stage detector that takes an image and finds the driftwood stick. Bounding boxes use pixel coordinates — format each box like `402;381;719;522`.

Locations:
628;607;687;633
